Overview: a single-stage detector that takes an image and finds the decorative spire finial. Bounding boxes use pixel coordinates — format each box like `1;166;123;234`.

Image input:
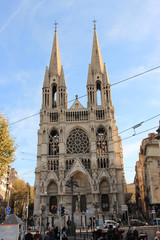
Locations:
93;18;97;29
54;20;58;32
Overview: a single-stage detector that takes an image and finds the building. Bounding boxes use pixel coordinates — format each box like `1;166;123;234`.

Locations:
0;167;18;222
135;132;160;218
34;24;125;227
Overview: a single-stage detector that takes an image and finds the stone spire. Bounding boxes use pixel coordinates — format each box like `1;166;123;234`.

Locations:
91;25;104;74
59;66;66;88
49;24;62;77
103;63;110;86
87;64;93;85
43;66;49;88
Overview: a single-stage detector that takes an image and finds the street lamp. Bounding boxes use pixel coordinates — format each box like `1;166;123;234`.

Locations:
65;176;79;236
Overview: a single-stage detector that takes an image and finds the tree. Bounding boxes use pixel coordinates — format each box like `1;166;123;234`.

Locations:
10;179;27;218
10;179;34;220
0;114;16;178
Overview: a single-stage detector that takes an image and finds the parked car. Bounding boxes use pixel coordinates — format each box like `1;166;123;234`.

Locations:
151;218;160;226
130;219;148;226
103;220;119;228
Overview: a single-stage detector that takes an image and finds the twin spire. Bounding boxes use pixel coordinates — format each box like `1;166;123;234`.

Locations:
43;21;110;89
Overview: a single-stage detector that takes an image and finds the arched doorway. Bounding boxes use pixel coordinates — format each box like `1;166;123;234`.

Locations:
99;179;110;212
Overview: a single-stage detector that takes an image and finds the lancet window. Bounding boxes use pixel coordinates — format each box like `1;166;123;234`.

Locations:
66;159;74;170
49;129;59;155
66;128;89;154
96;127;108;156
96;81;101;106
81;159;91;169
97;158;109;168
52;84;57;108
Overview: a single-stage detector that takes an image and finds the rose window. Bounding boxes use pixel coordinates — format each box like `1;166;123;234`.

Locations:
66;128;89;154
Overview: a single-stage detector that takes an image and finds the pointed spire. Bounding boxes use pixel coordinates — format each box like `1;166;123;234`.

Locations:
59;66;66;88
87;64;93;85
103;63;110;86
49;21;62;77
91;24;104;74
43;66;49;88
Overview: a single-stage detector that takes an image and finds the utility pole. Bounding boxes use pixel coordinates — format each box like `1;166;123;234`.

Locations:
26;183;29;231
65;176;79;236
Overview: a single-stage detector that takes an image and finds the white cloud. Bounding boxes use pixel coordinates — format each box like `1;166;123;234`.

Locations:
107;1;160;42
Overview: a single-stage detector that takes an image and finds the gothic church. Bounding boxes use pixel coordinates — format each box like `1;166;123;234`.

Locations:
34;24;125;227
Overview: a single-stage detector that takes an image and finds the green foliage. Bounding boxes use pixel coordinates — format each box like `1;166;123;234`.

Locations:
0;114;16;178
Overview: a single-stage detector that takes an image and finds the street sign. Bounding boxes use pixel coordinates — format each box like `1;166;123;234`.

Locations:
121;204;128;211
6;207;11;215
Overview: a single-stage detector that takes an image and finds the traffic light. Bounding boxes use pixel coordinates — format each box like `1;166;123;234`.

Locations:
61;206;65;217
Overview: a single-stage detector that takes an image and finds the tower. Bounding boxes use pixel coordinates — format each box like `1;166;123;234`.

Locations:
34;23;125;227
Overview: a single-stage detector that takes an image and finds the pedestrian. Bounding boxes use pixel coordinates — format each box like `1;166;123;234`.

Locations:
154;231;160;240
54;226;60;240
49;226;55;240
44;232;50;240
33;230;42;240
24;228;33;240
133;227;139;240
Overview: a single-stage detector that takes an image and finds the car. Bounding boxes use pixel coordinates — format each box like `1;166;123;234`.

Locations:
130;219;148;226
151;218;160;226
103;220;119;228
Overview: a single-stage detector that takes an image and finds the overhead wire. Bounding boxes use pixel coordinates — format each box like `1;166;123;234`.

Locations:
18;124;159;177
9;65;160;126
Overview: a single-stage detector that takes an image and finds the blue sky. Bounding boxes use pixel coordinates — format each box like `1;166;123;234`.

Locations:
0;0;160;186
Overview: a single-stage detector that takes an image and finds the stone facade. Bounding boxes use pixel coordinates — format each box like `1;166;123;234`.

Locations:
135;132;160;218
34;25;125;227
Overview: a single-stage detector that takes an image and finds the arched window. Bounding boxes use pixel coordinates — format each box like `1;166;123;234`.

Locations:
52;84;57;108
49;129;59;155
96;127;108;156
66;128;89;154
96;82;101;106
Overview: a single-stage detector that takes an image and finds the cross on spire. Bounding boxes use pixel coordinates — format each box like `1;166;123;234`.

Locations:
54;20;58;32
93;18;97;29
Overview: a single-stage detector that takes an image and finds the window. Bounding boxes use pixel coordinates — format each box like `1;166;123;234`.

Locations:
96;82;101;106
158;160;160;167
52;84;57;108
49;129;59;155
66;128;89;154
96;127;108;156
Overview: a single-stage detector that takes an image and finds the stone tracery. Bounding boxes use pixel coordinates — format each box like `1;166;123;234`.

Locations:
66;128;89;154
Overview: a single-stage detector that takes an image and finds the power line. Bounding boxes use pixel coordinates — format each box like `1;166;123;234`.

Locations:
111;65;160;86
9;65;160;126
17;124;159;178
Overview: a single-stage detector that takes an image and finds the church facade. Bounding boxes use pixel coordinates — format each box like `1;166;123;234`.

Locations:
34;24;125;227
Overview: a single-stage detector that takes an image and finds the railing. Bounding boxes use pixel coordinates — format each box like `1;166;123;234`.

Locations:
48;108;106;122
66;110;88;122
